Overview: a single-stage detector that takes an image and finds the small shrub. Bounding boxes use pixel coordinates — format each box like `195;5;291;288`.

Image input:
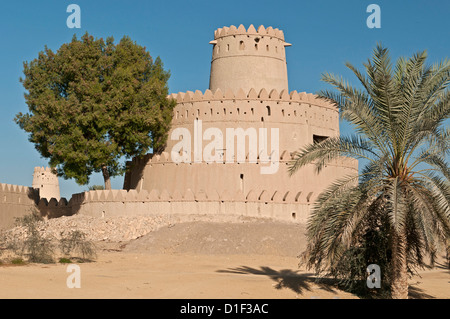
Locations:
59;230;97;261
14;213;55;264
11;258;26;265
58;257;72;263
88;185;105;191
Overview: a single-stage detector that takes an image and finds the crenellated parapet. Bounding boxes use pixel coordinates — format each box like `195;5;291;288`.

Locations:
213;24;286;41
167;88;339;133
169;88;333;106
70;187;316;204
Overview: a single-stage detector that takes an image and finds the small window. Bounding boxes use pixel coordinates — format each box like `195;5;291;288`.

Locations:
266;106;271;116
313;134;328;144
239;41;245;50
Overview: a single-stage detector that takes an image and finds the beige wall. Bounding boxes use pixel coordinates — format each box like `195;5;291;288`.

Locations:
124;88;357;204
0;183;39;229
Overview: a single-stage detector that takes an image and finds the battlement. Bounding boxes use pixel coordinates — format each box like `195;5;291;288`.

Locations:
213;24;285;41
169;88;335;108
33;166;54;173
129;150;356;169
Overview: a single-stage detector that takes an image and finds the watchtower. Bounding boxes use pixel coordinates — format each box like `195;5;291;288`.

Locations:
32;167;60;201
209;24;291;93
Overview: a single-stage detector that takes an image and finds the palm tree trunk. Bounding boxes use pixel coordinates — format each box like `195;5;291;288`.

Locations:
102;165;112;190
391;229;409;299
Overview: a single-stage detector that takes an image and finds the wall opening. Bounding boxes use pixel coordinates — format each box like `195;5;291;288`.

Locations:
306;192;313;203
292;212;296;220
266;106;271;116
313;134;329;144
240;173;244;192
239;41;245;50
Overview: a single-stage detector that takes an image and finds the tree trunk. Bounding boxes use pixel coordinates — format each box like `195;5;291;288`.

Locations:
102;165;112;190
391;229;409;299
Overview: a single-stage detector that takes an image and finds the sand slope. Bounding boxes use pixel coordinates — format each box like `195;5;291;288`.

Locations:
1;219;448;299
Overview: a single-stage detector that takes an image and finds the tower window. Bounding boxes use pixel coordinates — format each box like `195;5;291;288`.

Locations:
313;134;328;144
266;106;271;116
239;41;245;50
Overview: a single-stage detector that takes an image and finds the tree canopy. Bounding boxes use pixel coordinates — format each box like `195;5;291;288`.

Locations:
15;33;176;189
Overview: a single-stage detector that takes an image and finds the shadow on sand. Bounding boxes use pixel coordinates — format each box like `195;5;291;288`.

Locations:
217;265;443;299
216;265;342;296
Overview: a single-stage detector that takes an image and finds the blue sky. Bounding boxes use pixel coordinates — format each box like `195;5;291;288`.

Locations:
0;0;449;199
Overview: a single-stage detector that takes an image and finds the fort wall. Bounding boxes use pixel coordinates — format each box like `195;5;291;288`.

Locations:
0;183;39;229
35;188;314;223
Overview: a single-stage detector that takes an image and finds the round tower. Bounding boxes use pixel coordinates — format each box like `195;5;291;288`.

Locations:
209;24;291;93
32;167;60;201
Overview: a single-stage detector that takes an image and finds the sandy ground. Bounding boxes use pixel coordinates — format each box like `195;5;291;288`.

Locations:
0;220;449;299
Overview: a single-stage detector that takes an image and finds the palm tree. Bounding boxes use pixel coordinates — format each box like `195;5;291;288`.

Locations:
288;44;450;299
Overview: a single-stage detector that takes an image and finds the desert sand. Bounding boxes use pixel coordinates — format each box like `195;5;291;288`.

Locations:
0;219;448;299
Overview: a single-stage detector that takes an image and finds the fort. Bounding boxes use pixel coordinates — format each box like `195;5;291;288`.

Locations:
0;24;358;229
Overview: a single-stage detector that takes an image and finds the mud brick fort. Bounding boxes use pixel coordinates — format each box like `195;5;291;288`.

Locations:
0;25;358;229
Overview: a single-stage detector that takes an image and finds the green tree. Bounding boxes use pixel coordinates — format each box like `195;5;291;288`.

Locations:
15;33;176;189
288;45;450;299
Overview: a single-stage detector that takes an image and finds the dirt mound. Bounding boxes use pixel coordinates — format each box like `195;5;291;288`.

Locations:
124;220;307;257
